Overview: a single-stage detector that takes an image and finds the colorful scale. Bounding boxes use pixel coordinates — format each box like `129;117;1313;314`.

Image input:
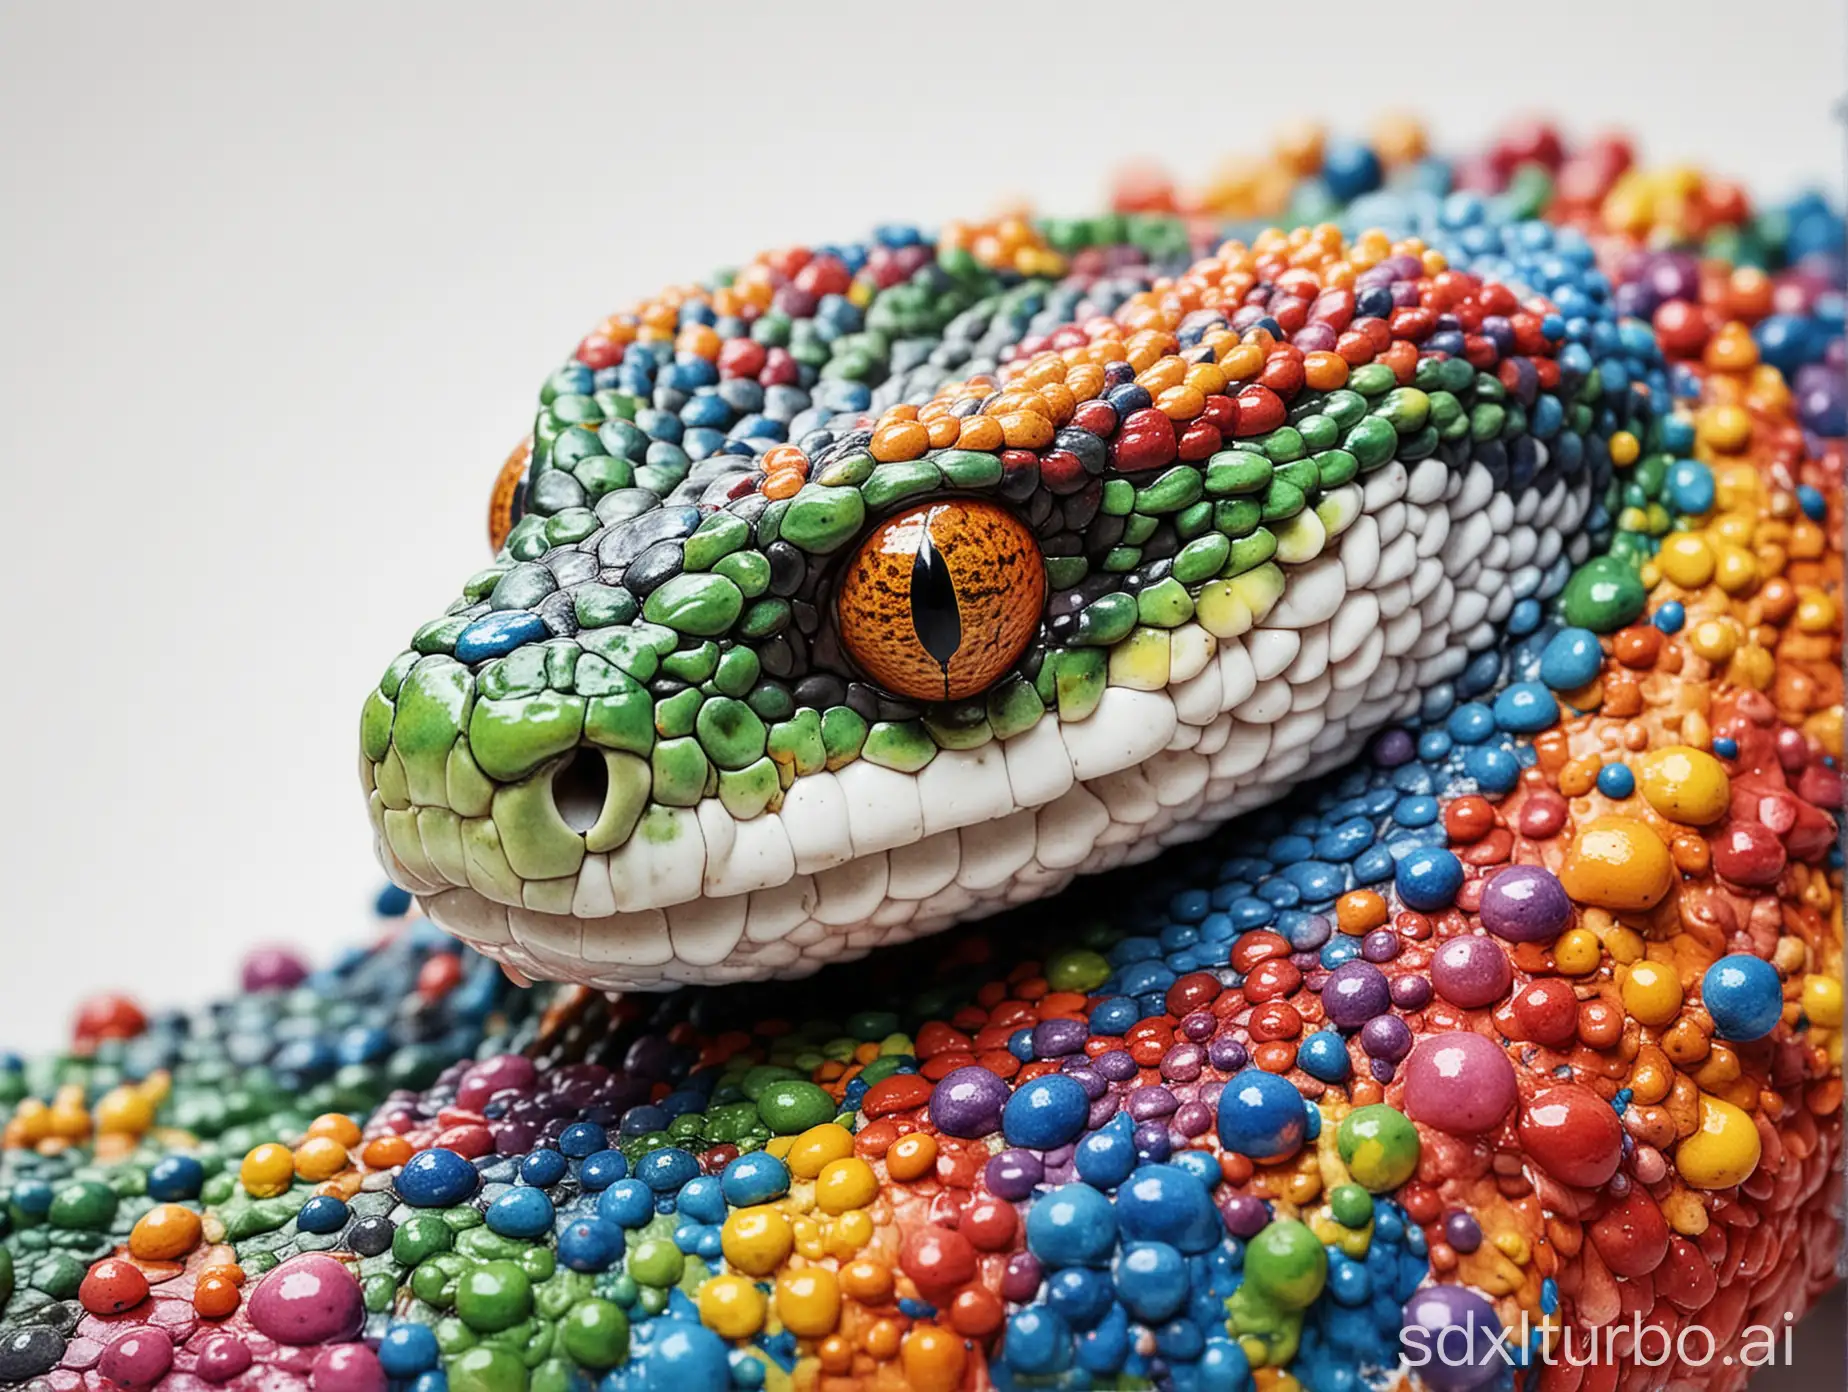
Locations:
0;119;1841;1392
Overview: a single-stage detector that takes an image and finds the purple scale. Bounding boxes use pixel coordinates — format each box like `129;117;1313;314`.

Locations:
1611;282;1658;320
1391;974;1433;1011
1173;1101;1214;1139
1370;1058;1396;1084
1180;1010;1216;1043
1479;864;1572;943
1361;929;1400;963
984;1149;1044;1201
1032;1018;1088;1059
929;1065;1010;1138
1430;935;1512;1009
1372;728;1416;767
1127;1085;1179;1121
1207;1037;1248;1073
1087;1094;1121;1131
1132;1121;1172;1162
1060;1062;1108;1100
1322;960;1391;1029
1294;323;1337;354
1443;1210;1483;1255
1361;1014;1413;1062
241;948;309;993
1401;1286;1504;1392
1221;1194;1271;1238
1094;1049;1139;1082
1002;1252;1044;1303
1648;255;1699;301
493;1121;537;1155
1160;1043;1204;1083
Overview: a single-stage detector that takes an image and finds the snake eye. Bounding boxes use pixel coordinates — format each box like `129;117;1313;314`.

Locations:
836;499;1046;703
488;438;532;552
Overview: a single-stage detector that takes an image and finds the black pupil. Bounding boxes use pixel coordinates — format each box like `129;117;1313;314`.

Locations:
909;512;962;680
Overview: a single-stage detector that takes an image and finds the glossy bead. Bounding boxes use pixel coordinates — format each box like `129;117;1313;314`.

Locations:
1559;816;1676;911
1402;1033;1516;1135
1702;955;1783;1041
1518;1086;1623;1188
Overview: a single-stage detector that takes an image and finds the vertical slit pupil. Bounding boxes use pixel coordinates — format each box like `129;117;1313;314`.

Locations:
910;515;962;676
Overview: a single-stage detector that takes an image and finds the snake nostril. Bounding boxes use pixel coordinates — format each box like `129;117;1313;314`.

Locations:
552;748;609;835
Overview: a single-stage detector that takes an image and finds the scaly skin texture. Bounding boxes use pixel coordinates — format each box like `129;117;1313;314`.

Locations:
0;120;1840;1392
361;199;1644;990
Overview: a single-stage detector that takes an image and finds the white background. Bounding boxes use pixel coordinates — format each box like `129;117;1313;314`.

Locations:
0;0;1841;1044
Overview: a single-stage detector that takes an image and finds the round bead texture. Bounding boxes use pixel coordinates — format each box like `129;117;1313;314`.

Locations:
246;1255;364;1346
1322;961;1391;1028
1402;1034;1517;1135
1429;937;1512;1009
1401;1284;1505;1391
930;1066;1011;1139
1216;1069;1309;1162
1002;1074;1090;1150
1703;954;1783;1041
1479;865;1572;943
1336;1105;1421;1192
394;1149;479;1207
1396;848;1465;911
1518;1085;1624;1189
1559;817;1675;911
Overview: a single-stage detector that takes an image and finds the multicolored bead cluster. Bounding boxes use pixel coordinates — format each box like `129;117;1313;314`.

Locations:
2;118;1843;1392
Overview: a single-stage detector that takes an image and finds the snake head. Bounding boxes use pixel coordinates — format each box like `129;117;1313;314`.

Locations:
362;229;1643;989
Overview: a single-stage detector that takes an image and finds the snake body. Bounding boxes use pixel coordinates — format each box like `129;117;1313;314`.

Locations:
0;122;1841;1392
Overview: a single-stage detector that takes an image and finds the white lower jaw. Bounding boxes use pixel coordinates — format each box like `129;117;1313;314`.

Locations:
379;458;1587;990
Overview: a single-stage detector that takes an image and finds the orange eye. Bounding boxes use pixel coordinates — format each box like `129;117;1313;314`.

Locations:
488;437;532;552
836;499;1046;703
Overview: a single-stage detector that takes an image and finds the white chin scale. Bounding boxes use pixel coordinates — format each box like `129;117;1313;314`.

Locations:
381;456;1588;991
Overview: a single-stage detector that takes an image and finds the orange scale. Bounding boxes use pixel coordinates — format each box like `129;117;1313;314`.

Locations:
1036;382;1076;423
360;1135;412;1170
923;416;960;450
762;443;808;472
955;416;1004;451
869;420;930;463
1135;356;1187;394
1016;354;1067;388
982;389;1037;418
1155;385;1207;422
861;1317;904;1361
1064;364;1101;401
